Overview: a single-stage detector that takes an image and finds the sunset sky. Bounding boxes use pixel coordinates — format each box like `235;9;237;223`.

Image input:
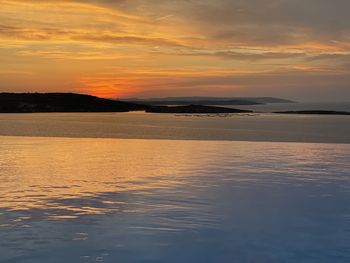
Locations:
1;0;349;100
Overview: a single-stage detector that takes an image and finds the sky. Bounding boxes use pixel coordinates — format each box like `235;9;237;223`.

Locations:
0;0;349;101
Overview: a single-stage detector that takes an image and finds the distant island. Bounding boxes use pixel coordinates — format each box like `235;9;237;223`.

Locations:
122;96;294;106
146;105;253;114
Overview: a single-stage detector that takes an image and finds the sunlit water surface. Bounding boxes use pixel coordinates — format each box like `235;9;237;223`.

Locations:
0;136;349;262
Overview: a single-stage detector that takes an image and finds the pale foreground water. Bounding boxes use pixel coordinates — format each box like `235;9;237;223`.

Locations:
0;136;349;262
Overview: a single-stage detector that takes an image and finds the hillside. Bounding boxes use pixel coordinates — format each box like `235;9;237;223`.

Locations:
123;96;293;105
146;105;253;114
0;93;147;113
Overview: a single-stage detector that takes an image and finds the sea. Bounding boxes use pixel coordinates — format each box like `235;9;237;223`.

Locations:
0;102;349;262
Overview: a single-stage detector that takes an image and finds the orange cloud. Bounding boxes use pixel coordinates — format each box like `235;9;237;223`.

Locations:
1;0;350;100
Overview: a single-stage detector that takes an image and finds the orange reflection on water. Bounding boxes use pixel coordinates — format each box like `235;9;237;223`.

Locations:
0;137;200;217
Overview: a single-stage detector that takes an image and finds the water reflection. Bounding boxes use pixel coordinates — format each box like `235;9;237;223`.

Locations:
0;137;349;262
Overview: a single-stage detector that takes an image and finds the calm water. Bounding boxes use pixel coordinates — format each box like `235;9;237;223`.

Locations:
0;112;350;143
0;136;350;262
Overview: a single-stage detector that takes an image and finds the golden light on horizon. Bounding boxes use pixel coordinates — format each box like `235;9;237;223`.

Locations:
1;0;350;100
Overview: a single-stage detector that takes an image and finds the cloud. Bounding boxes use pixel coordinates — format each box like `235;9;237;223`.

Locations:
73;33;185;48
209;51;306;61
181;0;350;45
0;24;185;49
1;0;349;100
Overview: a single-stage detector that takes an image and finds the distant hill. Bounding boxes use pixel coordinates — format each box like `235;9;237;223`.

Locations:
238;97;294;104
126;99;261;106
146;105;253;114
122;96;293;106
0;93;147;113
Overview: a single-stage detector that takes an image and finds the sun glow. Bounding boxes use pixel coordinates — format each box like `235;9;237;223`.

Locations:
1;0;349;100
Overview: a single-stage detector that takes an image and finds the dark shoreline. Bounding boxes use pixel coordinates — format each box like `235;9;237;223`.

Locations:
0;93;349;115
275;110;350;115
146;105;253;114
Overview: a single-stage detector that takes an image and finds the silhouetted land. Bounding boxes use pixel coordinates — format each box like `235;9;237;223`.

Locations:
146;105;253;114
0;93;253;114
126;99;261;106
123;96;294;106
275;110;350;115
1;93;346;116
0;93;147;113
